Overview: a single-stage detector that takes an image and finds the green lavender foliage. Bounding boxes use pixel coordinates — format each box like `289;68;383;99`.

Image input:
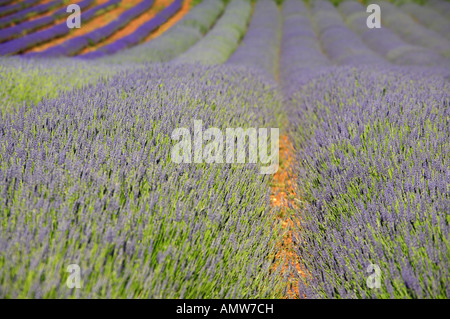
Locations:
0;64;285;298
288;66;450;298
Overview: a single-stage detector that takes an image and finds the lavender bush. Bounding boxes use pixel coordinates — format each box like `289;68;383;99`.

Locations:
0;0;40;18
0;0;95;44
0;0;63;28
0;63;284;298
338;0;449;66
174;0;252;65
287;66;450;298
310;0;387;66
377;1;450;58
25;0;156;58
279;0;332;96
227;0;281;80
400;3;450;42
100;0;224;64
0;0;121;56
79;0;183;59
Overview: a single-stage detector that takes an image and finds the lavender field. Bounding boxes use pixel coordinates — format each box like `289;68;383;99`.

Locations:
0;0;449;299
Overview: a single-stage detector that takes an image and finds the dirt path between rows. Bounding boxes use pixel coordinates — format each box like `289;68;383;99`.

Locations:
270;134;304;298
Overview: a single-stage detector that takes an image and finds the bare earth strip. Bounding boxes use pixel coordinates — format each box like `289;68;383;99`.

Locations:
271;134;305;299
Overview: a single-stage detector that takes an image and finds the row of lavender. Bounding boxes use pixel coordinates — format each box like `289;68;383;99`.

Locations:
25;0;158;58
102;0;224;63
0;63;285;298
0;0;40;18
401;2;450;42
0;0;94;44
377;0;450;57
279;0;331;95
311;0;386;66
0;0;64;29
287;66;450;298
0;0;121;55
339;0;448;66
0;0;225;111
1;0;449;62
80;0;183;59
278;0;450;298
226;0;281;80
174;0;252;65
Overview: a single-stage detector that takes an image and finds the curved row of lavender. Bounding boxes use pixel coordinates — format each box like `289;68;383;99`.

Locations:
0;0;225;111
101;0;224;64
428;0;450;20
0;63;285;298
174;0;252;65
279;0;450;299
0;0;63;29
0;0;40;18
0;0;121;55
310;0;386;66
338;0;448;66
376;1;450;58
79;0;183;59
0;0;94;44
226;0;281;80
401;2;450;42
279;0;331;96
24;0;157;58
287;67;450;298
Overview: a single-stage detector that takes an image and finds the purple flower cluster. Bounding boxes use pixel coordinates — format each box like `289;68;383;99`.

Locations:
227;0;281;79
338;0;449;66
0;0;63;28
80;0;183;59
0;0;94;44
310;0;386;66
0;63;284;298
287;66;450;298
0;0;120;56
25;0;156;58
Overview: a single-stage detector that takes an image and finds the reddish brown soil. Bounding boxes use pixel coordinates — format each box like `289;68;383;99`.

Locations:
270;134;305;299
